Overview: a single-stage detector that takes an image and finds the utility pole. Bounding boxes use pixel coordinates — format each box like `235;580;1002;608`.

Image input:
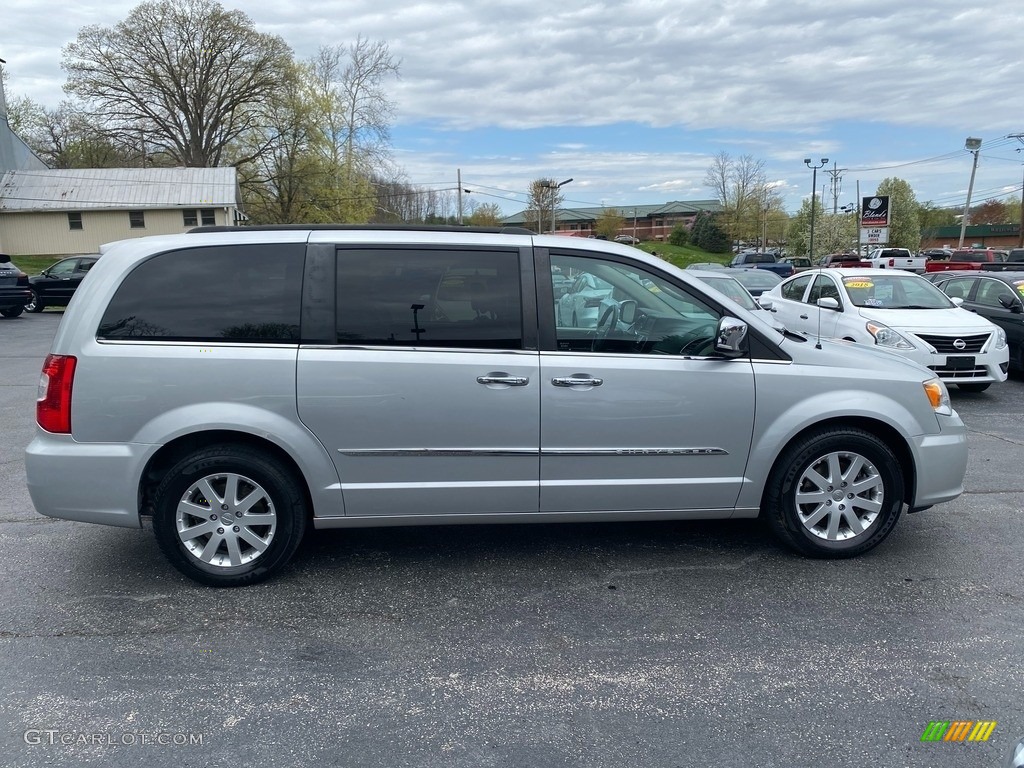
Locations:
958;138;982;249
1012;135;1024;247
457;168;462;225
824;162;847;214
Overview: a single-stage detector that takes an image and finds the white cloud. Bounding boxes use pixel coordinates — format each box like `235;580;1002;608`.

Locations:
4;0;1024;215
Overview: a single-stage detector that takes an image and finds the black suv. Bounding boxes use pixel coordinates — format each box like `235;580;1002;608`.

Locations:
0;254;32;318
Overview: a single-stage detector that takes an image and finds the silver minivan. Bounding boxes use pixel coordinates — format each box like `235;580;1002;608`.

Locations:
26;227;968;586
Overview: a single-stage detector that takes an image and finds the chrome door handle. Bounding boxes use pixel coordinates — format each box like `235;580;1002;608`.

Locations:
552;376;603;387
476;374;530;386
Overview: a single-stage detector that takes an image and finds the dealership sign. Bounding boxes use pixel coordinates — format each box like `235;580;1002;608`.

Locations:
861;196;890;227
861;227;889;244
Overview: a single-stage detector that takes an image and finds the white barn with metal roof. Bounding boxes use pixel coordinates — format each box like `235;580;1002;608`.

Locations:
0;167;244;255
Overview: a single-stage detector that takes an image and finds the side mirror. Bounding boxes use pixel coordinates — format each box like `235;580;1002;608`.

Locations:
714;316;747;358
816;297;840;310
949;296;964;307
618;299;638;325
998;294;1022;313
757;296;774;311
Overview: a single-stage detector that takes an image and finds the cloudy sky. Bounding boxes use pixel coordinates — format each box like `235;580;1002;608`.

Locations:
4;0;1024;219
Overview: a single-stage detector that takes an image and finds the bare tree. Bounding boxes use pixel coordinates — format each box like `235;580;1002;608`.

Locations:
12;98;132;168
703;151;768;244
304;39;400;223
524;178;565;233
62;0;293;167
309;39;399;178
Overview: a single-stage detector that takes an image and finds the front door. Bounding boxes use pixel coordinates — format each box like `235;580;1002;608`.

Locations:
539;252;755;514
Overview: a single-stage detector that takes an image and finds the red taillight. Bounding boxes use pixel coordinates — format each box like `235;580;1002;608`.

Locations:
888;258;895;267
37;354;77;434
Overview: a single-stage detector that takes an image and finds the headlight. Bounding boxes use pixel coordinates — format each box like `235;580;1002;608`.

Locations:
923;378;952;416
995;326;1007;349
866;321;915;350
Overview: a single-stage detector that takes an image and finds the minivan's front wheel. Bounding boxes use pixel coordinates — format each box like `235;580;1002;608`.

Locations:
152;445;307;586
764;428;904;558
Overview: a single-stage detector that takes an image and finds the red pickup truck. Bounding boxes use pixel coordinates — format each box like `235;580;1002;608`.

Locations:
926;248;1009;272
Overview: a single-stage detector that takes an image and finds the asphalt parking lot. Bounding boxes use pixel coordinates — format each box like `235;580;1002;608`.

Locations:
1;312;1022;768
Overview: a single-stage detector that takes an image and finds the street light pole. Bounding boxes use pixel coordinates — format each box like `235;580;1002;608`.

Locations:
548;178;573;233
958;138;982;249
804;158;829;261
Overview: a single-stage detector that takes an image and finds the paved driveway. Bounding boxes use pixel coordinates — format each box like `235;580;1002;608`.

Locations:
1;313;1022;767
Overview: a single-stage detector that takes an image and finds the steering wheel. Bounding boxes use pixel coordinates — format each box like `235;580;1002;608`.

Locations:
678;328;716;356
592;303;620;351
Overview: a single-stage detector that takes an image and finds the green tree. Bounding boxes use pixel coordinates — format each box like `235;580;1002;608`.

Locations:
63;0;293;167
595;208;625;240
875;177;921;251
813;213;857;256
668;223;689;246
235;62;332;224
786;198;817;259
468;203;503;227
691;210;729;253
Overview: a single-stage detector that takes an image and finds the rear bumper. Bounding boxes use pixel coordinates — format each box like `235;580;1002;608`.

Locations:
25;432;149;528
0;287;31;308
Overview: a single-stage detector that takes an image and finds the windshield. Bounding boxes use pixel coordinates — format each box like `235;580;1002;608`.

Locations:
841;275;954;309
732;270;781;289
691;274;758;310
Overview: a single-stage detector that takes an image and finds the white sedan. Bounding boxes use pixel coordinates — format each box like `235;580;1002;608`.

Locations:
760;268;1009;392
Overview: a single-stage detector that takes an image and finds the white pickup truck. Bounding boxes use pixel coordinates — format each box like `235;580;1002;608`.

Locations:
866;247;927;273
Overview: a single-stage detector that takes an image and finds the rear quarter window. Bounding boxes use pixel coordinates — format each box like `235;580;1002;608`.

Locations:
97;244;304;342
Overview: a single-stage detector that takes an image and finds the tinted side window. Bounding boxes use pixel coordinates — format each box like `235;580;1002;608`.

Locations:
335;248;522;350
940;277;975;301
97;244;304;342
781;274;811;301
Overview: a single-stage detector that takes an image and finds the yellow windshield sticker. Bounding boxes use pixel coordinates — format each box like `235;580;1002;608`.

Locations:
844;280;874;289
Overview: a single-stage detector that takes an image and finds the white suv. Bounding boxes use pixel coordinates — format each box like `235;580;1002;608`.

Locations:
26;226;968;586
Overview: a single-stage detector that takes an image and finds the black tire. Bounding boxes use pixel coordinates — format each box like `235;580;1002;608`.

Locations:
25;289;44;313
0;306;24;318
764;427;904;558
152;445;308;587
957;382;990;393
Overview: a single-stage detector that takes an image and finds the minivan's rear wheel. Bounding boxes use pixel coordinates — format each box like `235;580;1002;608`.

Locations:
764;428;904;558
152;445;307;587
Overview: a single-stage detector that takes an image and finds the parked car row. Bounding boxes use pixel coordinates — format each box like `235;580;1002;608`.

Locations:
0;254;100;317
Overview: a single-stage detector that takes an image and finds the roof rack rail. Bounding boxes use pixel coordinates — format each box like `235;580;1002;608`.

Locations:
188;224;537;235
